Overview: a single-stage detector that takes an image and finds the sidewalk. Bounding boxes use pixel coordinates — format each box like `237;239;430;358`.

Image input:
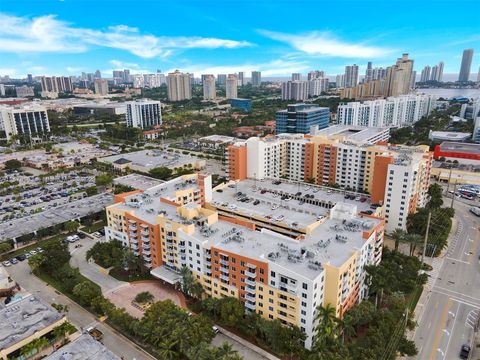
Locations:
217;325;281;360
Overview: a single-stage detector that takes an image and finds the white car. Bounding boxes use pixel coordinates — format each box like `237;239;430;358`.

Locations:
30;250;37;255
2;261;11;267
212;326;220;334
275;215;285;221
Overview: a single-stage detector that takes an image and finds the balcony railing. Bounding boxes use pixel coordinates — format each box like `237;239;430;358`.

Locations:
245;278;256;287
245;270;256;278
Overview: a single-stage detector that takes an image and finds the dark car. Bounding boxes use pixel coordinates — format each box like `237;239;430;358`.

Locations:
253;200;260;205
460;344;471;359
16;254;27;261
78;232;86;239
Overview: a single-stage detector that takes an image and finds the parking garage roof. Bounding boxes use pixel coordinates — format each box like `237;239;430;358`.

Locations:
45;334;121;360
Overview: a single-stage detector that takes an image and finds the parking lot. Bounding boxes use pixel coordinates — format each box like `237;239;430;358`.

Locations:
0;169;98;223
0;192;114;242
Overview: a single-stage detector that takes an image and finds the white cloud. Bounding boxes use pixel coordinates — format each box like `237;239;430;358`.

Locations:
259;30;392;58
0;13;253;58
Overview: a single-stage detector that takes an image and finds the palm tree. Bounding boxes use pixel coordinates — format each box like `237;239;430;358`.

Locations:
405;233;423;256
390;228;406;251
338;315;356;344
216;342;237;358
157;339;179;360
314;304;340;347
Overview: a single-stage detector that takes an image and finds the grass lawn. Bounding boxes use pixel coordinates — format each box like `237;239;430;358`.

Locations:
81;220;107;234
1;232;74;261
407;285;424;312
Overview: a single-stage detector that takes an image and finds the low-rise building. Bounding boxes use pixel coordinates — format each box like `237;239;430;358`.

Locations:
105;174;384;349
428;131;471;143
433;142;480;161
197;135;237;149
45;334;120;360
230;98;252;113
0;295;67;360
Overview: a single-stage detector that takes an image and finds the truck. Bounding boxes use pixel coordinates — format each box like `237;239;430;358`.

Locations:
86;326;103;341
469;207;480;217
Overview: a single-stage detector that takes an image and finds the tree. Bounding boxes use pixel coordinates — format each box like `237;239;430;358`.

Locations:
72;281;102;307
219;297;244;327
64;220;80;232
149;166;173;180
134;291;154;304
427;183;443;209
28;253;46;273
95;174;113;187
390;228;406;251
0;242;12;254
85;186;98;196
4;159;22;170
404;233;423;256
39;241;71;274
157;339;180;360
314;304;340;348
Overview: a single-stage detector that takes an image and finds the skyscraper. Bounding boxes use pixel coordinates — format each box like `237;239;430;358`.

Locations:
251;71;261;86
477;66;480;84
420;66;431;82
437;61;444;82
226;74;238;99
365;62;373;83
202;74;216;100
94;70;101;79
167;70;192;101
344;64;359;88
281;81;309;101
335;74;345;88
308;70;325;80
292;73;301;81
217;74;227;86
459;49;474;82
238;72;245;86
94;79;109;95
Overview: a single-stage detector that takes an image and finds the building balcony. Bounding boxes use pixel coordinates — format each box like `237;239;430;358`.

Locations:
130;238;138;244
220;266;229;274
246;285;256;294
143;250;151;256
131;244;139;250
133;251;140;256
140;230;149;236
141;236;150;242
245;292;255;301
128;232;137;237
205;259;211;266
128;225;137;231
140;223;149;228
220;274;229;282
245;278;256;287
245;270;256;278
128;219;136;224
219;259;229;266
178;244;186;250
245;302;256;311
143;243;151;250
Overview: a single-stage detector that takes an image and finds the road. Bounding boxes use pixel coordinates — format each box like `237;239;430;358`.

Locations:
6;259;153;360
69;236;126;293
412;200;480;360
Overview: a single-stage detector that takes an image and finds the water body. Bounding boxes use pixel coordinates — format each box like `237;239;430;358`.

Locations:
416;88;480;99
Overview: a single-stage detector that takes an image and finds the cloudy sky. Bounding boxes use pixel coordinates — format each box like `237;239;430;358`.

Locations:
1;0;480;79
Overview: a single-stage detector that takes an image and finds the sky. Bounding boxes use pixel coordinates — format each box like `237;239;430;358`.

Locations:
1;0;480;79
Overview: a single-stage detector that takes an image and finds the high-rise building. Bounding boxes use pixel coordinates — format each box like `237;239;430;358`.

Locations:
365;62;373;83
226;74;238;99
126;99;162;129
131;74;144;88
308;78;329;97
40;76;72;93
281;81;309;101
386;53;414;96
308;70;325;81
217;74;227;86
15;85;35;97
335;74;345;88
251;71;261;86
337;94;434;128
94;79;109;95
477;66;480;83
0;84;5;96
238;72;245;86
344;64;359;88
143;73;166;88
459;49;474;82
292;73;301;81
437;61;444;82
113;70;123;79
94;70;101;79
410;71;417;89
420;66;431;82
276;104;329;133
27;74;33;83
123;69;130;82
202;74;216;100
0;104;50;140
105;172;385;349
167;70;192;101
226;131;432;232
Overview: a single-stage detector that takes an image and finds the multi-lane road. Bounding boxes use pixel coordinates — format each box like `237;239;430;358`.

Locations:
412;200;480;359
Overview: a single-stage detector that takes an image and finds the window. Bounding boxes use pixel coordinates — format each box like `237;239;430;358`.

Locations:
303;283;308;290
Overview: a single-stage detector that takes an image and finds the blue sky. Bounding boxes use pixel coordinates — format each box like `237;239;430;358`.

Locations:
1;0;480;79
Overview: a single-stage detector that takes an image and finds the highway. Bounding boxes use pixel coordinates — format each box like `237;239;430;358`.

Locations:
412;200;480;359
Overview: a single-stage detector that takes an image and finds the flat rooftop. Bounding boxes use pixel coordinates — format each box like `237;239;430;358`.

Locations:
114;176;200;224
0;193;114;242
0;295;64;351
439;142;480;155
211;179;373;231
311;125;389;143
430;131;471;140
184;205;379;278
198;135;237;143
99;150;201;170
113;174;164;190
45;334;120;360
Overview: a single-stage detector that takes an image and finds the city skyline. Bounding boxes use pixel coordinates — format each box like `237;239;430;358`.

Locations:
1;0;479;79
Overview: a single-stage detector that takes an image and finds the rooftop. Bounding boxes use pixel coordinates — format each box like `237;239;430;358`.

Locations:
439;142;480;155
100;150;201;170
45;334;121;360
429;132;472;140
0;295;64;351
310;125;389;143
211;178;374;231
113;174;164;190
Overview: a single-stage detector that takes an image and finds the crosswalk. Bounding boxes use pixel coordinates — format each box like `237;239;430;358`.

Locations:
426;256;444;289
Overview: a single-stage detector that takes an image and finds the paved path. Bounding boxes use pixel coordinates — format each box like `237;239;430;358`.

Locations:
6;260;153;360
411;200;480;360
69;236;126;294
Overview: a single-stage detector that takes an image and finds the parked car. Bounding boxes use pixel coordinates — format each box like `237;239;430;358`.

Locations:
460;344;471;359
212;326;220;334
86;327;103;341
16;254;26;261
2;261;11;267
10;258;18;265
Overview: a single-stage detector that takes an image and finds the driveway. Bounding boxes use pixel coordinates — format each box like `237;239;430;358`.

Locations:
212;332;276;360
69;236;126;294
